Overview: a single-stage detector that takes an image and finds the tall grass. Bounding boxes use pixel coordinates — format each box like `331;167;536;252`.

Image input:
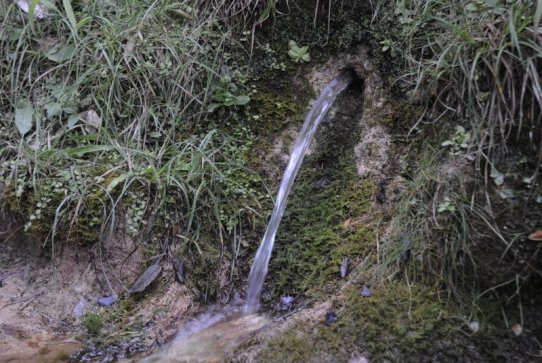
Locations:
400;0;541;168
0;0;266;296
378;0;542;310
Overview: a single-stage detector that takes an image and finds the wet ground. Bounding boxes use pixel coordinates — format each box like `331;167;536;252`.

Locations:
0;241;80;362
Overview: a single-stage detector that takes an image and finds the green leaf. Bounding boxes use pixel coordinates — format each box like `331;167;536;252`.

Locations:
77;16;92;29
485;0;497;7
288;49;300;62
106;173;129;193
46;44;75;63
63;0;78;35
288;40;298;49
441;140;453;146
45;102;63;118
15;101;34;136
207;103;221;112
234;95;250;106
67;114;79;128
301;53;311;62
493;173;504;186
64;145;114;156
149;131;161;138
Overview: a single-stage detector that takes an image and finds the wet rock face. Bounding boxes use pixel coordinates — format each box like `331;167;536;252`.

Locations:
307;48;393;181
354;125;391;178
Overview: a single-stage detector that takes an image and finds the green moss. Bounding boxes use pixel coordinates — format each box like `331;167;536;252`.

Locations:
258;282;506;362
2;167;112;248
268;155;375;301
81;311;104;337
250;92;307;136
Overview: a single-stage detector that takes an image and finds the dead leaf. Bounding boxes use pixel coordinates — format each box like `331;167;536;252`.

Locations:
80;110;102;131
16;0;50;19
128;264;162;294
512;323;522;336
341;218;352;230
528;230;542;241
468;321;479;333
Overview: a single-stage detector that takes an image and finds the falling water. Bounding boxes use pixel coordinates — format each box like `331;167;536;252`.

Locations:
245;69;357;312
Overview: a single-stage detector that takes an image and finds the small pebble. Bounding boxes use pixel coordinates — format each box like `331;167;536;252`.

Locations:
360;285;372;297
325;311;337;326
279;295;294;311
278;296;294;311
98;295;118;306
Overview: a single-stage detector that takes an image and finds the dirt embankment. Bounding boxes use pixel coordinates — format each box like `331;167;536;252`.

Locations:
0;210;195;362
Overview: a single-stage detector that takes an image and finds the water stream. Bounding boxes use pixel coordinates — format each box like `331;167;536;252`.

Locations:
135;69;358;363
245;68;357;312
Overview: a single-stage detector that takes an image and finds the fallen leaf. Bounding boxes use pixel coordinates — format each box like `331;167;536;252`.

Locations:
80;110;102;131
341;218;352;230
528;230;542;241
16;0;50;19
468;321;479;333
128;264;162;294
512;323;522;336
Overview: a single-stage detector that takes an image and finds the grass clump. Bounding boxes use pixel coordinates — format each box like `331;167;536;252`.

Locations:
367;0;542;333
390;0;542;166
81;311;104;337
0;0;270;297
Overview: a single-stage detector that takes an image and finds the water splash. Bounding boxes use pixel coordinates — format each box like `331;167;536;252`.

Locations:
140;298;269;363
245;69;356;312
